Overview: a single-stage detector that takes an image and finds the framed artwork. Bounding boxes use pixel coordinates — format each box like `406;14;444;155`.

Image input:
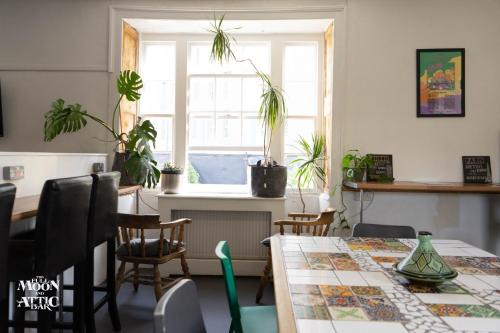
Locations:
417;48;465;117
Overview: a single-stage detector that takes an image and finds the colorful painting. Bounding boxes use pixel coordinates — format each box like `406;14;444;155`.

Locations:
417;49;465;117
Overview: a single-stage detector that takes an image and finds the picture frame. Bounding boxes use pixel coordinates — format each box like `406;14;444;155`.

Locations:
416;48;465;117
462;156;492;184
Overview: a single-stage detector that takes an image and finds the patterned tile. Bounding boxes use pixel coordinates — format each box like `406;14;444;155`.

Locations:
324;296;361;307
292;294;326;306
293;304;330;320
319;285;353;297
427;304;500;318
401;281;468;294
351;286;385;296
328;253;361;271
328;306;369;321
290;284;321;295
358;296;405;321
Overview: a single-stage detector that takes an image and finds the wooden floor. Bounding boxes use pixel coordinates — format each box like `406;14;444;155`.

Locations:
94;276;275;333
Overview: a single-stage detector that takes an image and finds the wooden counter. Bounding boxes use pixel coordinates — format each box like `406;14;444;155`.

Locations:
343;181;500;194
11;185;141;222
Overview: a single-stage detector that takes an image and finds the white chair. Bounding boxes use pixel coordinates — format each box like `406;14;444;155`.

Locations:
153;279;207;333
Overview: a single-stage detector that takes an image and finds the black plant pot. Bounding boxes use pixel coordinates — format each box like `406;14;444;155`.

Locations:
111;151;138;186
250;165;287;198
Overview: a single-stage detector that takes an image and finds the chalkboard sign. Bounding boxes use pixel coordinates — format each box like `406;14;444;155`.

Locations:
462;156;492;183
367;154;394;182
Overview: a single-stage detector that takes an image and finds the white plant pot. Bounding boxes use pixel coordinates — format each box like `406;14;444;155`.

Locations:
161;173;182;194
318;191;331;212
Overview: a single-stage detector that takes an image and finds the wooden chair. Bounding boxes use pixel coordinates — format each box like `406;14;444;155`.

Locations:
115;213;192;301
255;208;335;303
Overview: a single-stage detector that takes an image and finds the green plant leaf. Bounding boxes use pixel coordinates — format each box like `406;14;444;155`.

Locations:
124;151;160;188
117;70;143;102
290;134;327;189
43;99;89;141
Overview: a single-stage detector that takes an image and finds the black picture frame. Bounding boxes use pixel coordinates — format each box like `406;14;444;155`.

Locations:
462;156;492;184
366;154;394;182
416;48;465;118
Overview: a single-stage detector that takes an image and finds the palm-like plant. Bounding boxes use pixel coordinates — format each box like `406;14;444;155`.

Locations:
43;70;160;188
291;134;327;213
209;15;286;166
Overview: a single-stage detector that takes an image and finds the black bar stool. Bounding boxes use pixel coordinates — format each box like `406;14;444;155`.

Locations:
7;176;92;332
84;171;121;332
0;183;16;333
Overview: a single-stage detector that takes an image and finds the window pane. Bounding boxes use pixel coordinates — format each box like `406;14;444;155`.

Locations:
284;44;317;82
143;117;172;152
189;113;214;146
154;153;172;169
242;115;264;146
284;82;317;116
142;44;175;80
188;44;212;74
141;80;175;115
242;77;263;112
189;77;215;111
188;152;262;185
285;118;315;154
216;78;241;112
215;113;241;146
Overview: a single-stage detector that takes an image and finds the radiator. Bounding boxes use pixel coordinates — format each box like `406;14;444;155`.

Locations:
171;210;271;260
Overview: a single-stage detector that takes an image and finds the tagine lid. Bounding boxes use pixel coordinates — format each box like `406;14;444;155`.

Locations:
395;231;457;278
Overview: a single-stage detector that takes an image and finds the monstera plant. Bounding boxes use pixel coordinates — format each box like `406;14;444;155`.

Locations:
43;70;160;188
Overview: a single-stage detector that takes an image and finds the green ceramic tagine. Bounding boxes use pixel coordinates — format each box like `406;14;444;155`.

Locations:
394;231;457;285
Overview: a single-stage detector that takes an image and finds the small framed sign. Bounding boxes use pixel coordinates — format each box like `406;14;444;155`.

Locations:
462;156;492;184
367;154;394;182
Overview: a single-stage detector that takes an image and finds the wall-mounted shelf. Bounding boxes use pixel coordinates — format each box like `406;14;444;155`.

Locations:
343;181;500;194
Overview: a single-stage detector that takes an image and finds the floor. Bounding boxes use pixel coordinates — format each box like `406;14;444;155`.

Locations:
94;276;275;333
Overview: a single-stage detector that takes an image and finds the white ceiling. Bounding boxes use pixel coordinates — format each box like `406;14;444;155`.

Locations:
125;18;332;34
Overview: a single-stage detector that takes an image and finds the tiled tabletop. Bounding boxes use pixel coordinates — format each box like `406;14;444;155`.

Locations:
271;235;500;333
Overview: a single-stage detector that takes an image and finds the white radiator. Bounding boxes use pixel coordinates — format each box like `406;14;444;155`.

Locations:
171;210;271;260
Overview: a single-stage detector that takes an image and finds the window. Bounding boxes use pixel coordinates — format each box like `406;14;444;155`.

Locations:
283;43;319;188
186;42;269;188
139;42;176;167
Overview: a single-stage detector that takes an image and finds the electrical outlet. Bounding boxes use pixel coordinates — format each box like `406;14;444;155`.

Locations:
3;166;24;180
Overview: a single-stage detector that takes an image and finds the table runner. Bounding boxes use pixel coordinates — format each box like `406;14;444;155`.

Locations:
274;235;500;333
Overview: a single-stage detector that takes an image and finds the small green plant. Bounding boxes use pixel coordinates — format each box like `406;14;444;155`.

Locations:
43;70;160;188
342;150;373;182
209;15;286;166
161;162;183;174
187;162;200;184
290;134;327;213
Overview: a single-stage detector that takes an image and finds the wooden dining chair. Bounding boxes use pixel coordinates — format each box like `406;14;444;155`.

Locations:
255;208;335;303
115;213;192;301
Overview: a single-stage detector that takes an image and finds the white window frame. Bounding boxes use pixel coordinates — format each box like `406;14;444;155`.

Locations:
139;33;324;194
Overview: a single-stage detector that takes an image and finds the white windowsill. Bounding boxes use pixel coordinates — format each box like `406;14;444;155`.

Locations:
157;192;287;200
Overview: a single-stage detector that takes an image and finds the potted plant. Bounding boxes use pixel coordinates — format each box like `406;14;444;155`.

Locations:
290;134;327;213
342;150;373;182
209;16;287;197
161;162;183;194
43;70;160;188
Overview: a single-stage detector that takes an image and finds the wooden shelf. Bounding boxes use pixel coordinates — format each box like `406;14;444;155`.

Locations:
343;181;500;194
12;185;141;222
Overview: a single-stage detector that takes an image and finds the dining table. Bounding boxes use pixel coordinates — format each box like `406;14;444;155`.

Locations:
271;235;500;333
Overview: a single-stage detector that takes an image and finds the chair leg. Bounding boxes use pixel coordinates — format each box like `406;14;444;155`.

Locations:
256;248;273;303
13;287;25;333
153;264;162;301
38;285;56;333
180;253;191;278
106;239;121;331
85;250;97;333
116;261;126;294
74;263;86;332
1;282;9;333
133;263;140;291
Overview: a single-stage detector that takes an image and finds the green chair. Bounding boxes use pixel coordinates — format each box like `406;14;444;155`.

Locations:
215;241;277;333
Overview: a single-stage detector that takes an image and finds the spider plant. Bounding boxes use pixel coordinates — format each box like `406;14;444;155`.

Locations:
43;70;160;188
290;134;327;213
209;15;286;166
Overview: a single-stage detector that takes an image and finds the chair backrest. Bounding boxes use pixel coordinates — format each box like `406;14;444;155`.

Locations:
276;208;335;236
352;223;416;239
89;172;120;246
153;279;206;333
215;241;242;331
35;176;93;277
0;183;16;301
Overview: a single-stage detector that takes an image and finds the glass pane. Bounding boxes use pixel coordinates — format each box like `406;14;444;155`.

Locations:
143;117;172;152
187;152;262;185
285;154;313;189
242;77;263;112
242;116;264;146
216;78;241;112
284;82;317;116
189;112;214;146
154;153;172;169
142;44;175;80
188;44;212;74
284;118;315;154
140;80;175;115
189;77;215;111
216;113;241;145
240;44;270;74
284;44;317;82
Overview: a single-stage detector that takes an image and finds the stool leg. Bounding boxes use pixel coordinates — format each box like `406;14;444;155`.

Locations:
74;263;86;332
85;250;97;333
13;287;25;333
38;284;56;333
256;248;273;303
1;282;9;333
106;239;121;331
153;264;162;301
133;263;139;291
180;253;191;278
